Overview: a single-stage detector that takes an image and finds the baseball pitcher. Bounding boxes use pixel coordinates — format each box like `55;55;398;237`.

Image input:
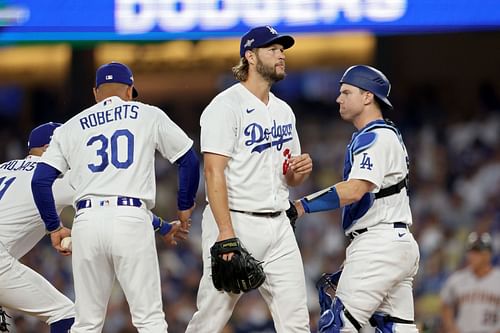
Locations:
186;26;313;333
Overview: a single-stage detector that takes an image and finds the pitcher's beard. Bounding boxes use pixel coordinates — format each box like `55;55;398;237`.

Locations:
256;58;286;83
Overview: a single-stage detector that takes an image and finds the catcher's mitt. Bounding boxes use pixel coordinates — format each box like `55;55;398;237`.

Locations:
286;200;298;231
210;237;265;294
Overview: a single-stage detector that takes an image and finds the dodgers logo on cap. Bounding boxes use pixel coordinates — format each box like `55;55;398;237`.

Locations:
95;62;138;98
240;25;295;57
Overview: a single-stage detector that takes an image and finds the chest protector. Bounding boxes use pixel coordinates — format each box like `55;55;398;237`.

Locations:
341;119;409;231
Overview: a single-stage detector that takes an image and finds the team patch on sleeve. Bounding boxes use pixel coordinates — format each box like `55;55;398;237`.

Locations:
359;152;374;170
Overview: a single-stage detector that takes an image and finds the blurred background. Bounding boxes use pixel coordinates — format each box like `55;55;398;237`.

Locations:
1;0;499;332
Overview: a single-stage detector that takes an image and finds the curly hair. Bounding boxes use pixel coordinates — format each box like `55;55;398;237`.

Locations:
232;56;250;82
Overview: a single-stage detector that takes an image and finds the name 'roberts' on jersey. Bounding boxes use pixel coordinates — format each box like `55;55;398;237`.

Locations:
79;101;139;130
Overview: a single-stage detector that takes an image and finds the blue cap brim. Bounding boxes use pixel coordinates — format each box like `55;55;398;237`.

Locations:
258;35;295;50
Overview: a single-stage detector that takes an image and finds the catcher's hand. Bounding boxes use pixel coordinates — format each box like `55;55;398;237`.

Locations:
210;237;266;294
286;200;298;232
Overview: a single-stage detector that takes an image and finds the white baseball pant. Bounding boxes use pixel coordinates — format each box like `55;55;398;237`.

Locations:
337;224;420;333
0;241;75;324
185;206;310;333
70;202;168;333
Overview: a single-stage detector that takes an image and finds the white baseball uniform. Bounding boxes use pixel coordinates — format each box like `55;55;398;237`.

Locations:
0;155;75;324
186;83;310;333
441;267;500;333
41;96;193;333
336;119;419;332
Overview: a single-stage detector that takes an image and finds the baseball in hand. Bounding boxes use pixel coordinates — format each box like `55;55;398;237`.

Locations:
61;237;72;251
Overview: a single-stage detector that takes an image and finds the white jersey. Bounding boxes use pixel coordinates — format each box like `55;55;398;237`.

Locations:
200;83;301;212
0;155;73;259
342;119;411;233
41;96;193;209
441;267;500;333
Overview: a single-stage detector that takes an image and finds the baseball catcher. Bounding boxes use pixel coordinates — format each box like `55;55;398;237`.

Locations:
210;238;266;294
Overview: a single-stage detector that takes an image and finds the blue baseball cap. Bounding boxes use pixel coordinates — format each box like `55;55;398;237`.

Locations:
28;122;62;149
95;62;138;98
240;25;295;57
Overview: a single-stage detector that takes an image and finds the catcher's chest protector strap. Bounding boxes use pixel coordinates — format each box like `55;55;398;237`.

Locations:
374;174;408;199
369;119;410;200
343;308;362;331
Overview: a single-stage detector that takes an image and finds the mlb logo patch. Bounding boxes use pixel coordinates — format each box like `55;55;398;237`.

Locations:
244;39;254;48
105;75;113;80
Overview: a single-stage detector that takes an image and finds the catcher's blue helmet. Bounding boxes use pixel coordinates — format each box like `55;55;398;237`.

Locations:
339;65;393;110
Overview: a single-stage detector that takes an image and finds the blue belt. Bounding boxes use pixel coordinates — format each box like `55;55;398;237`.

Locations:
76;196;142;211
348;222;408;240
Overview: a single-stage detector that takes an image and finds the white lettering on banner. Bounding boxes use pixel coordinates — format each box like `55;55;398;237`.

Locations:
114;0;407;34
365;0;407;22
327;0;364;22
199;0;239;29
285;0;317;25
115;0;156;33
157;0;198;32
239;1;280;27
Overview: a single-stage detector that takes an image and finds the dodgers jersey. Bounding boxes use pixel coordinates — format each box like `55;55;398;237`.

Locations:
342;119;411;232
200;83;301;212
0;155;73;259
41;96;193;209
441;267;500;333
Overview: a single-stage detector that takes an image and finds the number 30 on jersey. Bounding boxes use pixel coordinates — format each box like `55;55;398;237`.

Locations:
87;129;134;172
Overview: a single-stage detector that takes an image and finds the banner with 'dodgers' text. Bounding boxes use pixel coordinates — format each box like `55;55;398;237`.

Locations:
1;0;500;42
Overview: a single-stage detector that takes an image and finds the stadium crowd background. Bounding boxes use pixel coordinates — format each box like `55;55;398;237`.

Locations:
0;32;499;333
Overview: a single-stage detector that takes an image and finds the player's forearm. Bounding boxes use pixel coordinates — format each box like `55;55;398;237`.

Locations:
335;179;375;206
441;304;460;333
31;162;62;232
298;179;374;214
299;185;341;214
205;169;234;238
151;213;173;235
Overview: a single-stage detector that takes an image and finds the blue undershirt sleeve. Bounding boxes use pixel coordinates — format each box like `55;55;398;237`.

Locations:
31;162;62;232
174;147;200;210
